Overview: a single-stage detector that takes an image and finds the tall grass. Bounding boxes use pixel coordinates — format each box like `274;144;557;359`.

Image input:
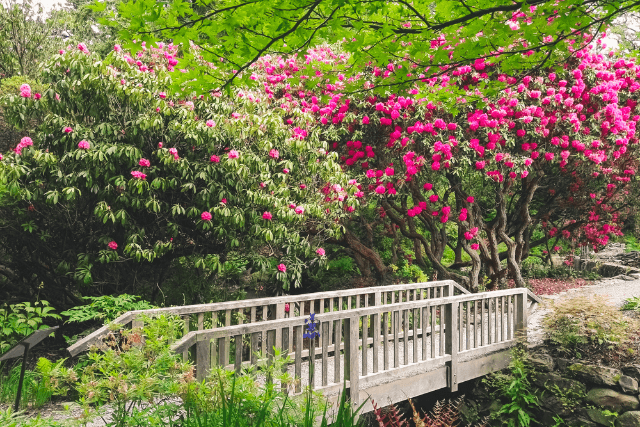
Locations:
0;363;53;409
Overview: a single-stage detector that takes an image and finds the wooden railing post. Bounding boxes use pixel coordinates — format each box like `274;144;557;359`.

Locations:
275;303;285;355
444;300;458;392
516;290;527;340
196;313;210;380
344;315;360;407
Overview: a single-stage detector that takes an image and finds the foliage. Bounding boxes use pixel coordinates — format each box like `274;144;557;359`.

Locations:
0;43;340;302
60;294;155;324
111;0;634;100
543;295;640;364
0;300;60;353
371;396;488;427
622;296;640;311
485;346;538;427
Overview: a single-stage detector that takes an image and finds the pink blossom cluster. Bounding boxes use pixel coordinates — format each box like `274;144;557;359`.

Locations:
14;137;33;155
131;171;147;180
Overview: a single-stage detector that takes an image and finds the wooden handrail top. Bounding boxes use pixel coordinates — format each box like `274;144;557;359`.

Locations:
170;288;528;354
68;280;463;356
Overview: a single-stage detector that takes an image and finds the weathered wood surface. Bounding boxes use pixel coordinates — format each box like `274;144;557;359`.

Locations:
68;280;468;357
169;287;528;412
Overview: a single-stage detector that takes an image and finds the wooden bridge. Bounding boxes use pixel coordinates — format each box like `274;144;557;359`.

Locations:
68;281;541;413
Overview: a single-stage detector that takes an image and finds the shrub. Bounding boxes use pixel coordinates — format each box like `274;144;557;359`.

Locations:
0;301;60;353
544;295;640;365
60;294;155;324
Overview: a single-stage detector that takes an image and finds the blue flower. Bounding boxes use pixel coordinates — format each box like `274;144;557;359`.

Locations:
303;313;320;339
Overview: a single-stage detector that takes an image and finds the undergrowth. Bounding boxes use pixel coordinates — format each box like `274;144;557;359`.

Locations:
371;396;489;427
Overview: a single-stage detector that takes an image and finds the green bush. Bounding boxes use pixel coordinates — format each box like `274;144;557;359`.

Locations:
60;294;155;324
0;301;60;353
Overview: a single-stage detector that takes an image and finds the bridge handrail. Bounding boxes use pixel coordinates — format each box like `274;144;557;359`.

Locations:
68;280;468;357
170;287;529;406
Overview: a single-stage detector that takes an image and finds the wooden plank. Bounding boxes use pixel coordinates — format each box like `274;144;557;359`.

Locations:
266;329;275;384
345;315;360;407
251;332;259;365
393;310;399;368
465;301;470;352
480;297;485;347
439;304;445;357
383;311;389;371
488;299;493;345
372;313;380;373
182;315;190;362
234;334;242;374
295;326;302;393
196;313;210;381
473;300;478;349
501;296;505;342
250;306;256;323
334;319;341;384
430;305;436;359
516;291;526;339
458;302;463;351
403;309;409;365
412;308;418;363
362;315;368;376
223;309;231;366
322;321;329;386
445;300;458;392
421;306;428;360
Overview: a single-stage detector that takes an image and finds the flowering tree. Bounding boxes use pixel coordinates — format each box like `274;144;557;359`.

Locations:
0;43;347;302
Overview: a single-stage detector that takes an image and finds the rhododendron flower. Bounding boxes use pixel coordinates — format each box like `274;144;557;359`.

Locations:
0;153;3;161
470;243;480;250
206;120;215;127
385;167;394;176
158;142;163;148
295;206;305;215
34;93;41;100
210;155;220;163
429;194;439;203
277;264;287;273
375;185;385;194
221;198;227;204
20;84;31;98
467;196;474;203
464;232;474;240
131;171;147;180
316;248;326;256
63;127;73;133
158;92;167;99
262;211;272;220
269;149;279;159
108;241;118;250
424;183;433;190
475;161;485;170
201;211;212;221
362;116;370;124
300;184;306;189
139;158;150;167
553;246;561;252
228;150;239;159
77;43;89;53
77;140;90;150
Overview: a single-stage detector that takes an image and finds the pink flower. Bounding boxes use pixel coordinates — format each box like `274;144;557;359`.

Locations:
553;245;561;252
283;168;290;174
221;198;227;204
206;120;215;127
158;92;167;99
77;43;89;53
277;264;287;273
467;196;474;203
228;150;239;159
544;152;555;161
294;206;305;215
362;116;370;124
285;303;290;313
300;184;306;189
114;44;122;52
63;127;73;133
269;149;279;159
210;155;220;163
0;153;3;161
262;211;273;220
475;161;485;170
316;248;326;256
108;241;118;250
34;93;41;100
429;194;439;203
424;183;433;190
470;243;480;250
158;142;163;148
77;140;90;150
375;185;385;194
139;158;151;167
385;167;394;176
19;84;31;98
131;171;147;180
464;232;474;240
201;211;212;221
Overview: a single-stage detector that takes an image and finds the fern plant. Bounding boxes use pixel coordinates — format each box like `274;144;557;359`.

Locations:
372;397;488;427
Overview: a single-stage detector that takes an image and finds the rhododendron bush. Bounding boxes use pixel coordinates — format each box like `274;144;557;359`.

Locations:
227;41;640;291
0;44;347;300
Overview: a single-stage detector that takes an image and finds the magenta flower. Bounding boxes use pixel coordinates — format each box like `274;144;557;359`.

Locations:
316;248;326;256
269;149;279;159
158;142;163;148
158;92;167;99
277;264;287;273
429;194;439;203
206;120;215;127
63;127;73;133
77;43;89;54
139;158;151;167
294;206;305;215
362;116;370;124
0;153;3;161
375;185;385;194
285;303;290;313
262;211;272;220
108;241;118;250
228;150;239;159
201;211;212;221
283;168;290;174
34;93;41;100
467;196;475;203
210;155;220;163
299;184;306;189
78;140;90;150
131;171;147;180
470;243;480;250
221;198;227;204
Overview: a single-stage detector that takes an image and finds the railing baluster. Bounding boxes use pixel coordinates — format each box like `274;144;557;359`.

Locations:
234;334;242;374
458;302;463;351
466;301;471;352
362;314;368;375
251;331;259;365
322;321;329;386
507;295;512;340
403;309;409;365
412;308;418;363
439;304;445;357
421;305;428;360
295;326;302;393
383;311;389;370
345;315;360;407
393;310;400;368
196;313;210;380
372;312;380;373
334;319;342;384
473;300;478;348
430;305;436;359
445;301;458;392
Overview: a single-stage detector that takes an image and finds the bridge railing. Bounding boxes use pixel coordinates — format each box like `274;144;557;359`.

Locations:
68;280;470;366
170;288;529;407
